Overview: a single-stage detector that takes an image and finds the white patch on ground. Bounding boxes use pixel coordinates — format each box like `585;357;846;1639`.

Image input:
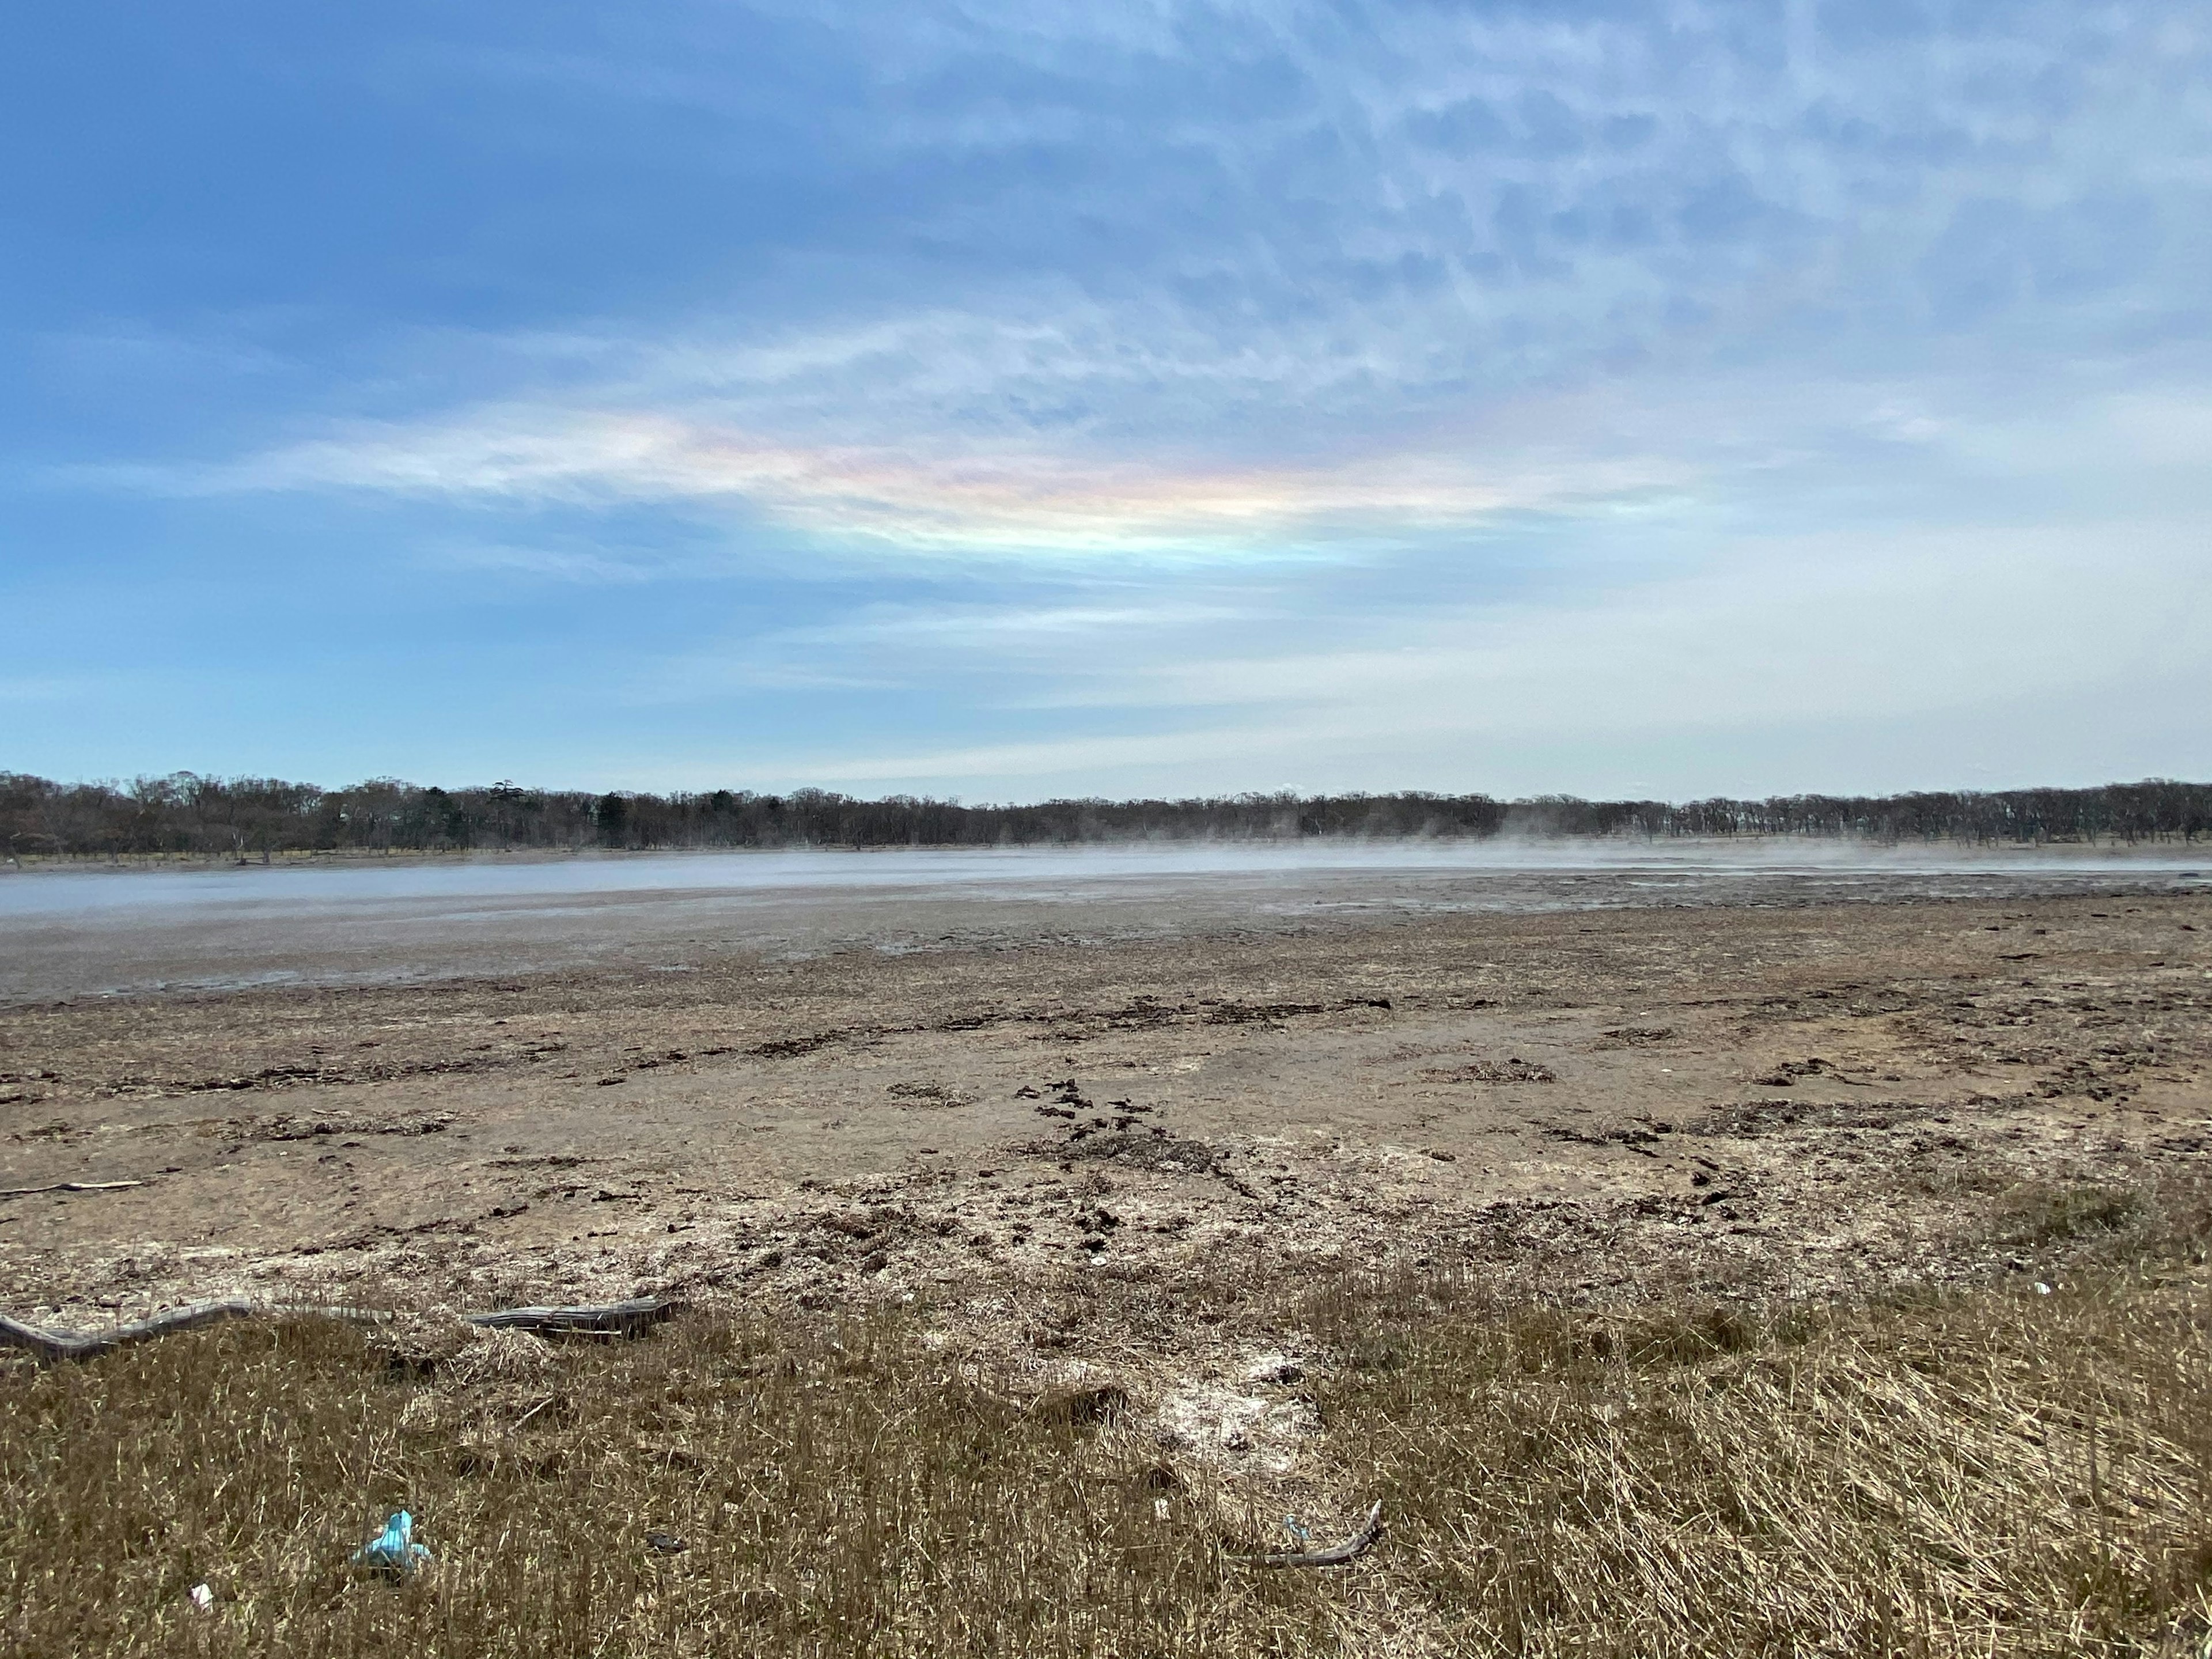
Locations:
1154;1377;1315;1474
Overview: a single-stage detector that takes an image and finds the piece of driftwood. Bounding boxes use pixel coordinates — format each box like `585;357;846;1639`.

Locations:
0;1179;149;1199
1;1295;679;1363
1228;1501;1384;1568
0;1297;258;1362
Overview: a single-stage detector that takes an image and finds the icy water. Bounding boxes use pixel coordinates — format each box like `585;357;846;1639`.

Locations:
2;841;2203;1003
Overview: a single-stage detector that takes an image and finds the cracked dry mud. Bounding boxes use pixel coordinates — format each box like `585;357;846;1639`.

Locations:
5;876;2211;1471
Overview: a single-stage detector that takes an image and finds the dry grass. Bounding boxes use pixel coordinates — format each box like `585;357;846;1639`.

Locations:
7;1242;2212;1655
1997;1182;2156;1249
1312;1277;2212;1655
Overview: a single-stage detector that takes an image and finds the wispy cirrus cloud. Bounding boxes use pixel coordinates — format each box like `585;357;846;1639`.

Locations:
202;402;1687;559
768;510;2212;797
97;0;2212;576
7;0;2211;792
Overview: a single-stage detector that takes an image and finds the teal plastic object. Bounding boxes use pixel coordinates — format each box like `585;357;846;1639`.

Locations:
351;1511;434;1575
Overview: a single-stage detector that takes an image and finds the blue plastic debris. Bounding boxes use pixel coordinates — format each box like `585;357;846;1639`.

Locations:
351;1511;434;1576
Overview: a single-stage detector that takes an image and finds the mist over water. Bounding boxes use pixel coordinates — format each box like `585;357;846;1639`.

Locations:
5;838;2205;919
2;840;2203;1005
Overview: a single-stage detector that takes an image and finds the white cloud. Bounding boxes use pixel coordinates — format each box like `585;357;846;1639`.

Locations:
204;397;1690;560
22;0;2211;799
747;510;2212;797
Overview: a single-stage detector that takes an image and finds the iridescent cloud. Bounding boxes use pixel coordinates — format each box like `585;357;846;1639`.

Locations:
223;406;1684;557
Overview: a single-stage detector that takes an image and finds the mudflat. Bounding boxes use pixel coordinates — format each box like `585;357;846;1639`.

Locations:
5;853;2209;1359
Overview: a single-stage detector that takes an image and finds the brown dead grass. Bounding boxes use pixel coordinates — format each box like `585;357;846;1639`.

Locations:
1309;1275;2212;1654
7;1202;2212;1656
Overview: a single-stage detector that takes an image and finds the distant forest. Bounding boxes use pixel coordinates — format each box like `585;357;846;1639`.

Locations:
2;772;2208;860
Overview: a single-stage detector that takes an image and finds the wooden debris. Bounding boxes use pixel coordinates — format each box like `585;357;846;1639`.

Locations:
464;1297;678;1338
0;1295;679;1363
1228;1501;1384;1569
0;1179;149;1199
0;1297;256;1362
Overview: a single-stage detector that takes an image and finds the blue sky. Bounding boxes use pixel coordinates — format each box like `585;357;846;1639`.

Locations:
5;1;2209;801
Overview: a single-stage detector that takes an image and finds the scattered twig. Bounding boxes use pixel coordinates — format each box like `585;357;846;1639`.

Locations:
510;1393;558;1431
0;1179;149;1200
1228;1501;1384;1568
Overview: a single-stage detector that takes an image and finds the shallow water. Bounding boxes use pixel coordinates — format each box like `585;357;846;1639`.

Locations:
1;840;2202;1004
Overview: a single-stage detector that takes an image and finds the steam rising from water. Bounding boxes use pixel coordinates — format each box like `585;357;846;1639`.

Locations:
2;840;2201;1005
5;839;2205;921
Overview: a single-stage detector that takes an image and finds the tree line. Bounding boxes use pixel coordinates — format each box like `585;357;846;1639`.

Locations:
1;772;2206;860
